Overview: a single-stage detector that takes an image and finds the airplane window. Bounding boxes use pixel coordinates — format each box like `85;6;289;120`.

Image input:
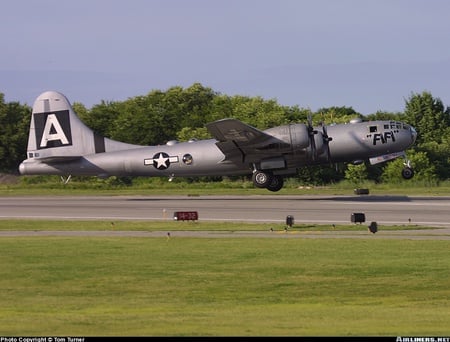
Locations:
369;126;377;133
384;124;389;129
183;154;193;165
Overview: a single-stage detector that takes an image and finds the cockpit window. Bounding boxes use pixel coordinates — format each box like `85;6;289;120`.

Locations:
369;126;378;133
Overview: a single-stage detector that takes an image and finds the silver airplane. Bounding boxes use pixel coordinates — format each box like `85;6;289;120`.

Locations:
19;91;417;191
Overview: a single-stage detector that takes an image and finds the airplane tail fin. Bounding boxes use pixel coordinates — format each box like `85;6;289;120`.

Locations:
23;90;139;162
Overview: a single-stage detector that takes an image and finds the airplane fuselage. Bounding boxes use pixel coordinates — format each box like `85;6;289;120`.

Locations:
18;91;417;191
20;120;416;179
21;139;242;178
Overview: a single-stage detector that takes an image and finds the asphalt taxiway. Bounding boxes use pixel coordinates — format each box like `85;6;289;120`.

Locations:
1;195;449;227
1;195;450;240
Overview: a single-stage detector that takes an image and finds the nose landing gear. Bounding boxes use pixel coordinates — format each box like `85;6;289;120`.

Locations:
402;158;414;180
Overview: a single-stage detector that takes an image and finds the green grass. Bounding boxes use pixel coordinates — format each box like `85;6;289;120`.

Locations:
2;176;450;196
0;219;436;232
0;178;449;336
0;235;449;336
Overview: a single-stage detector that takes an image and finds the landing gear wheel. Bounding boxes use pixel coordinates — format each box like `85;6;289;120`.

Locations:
402;167;414;180
267;175;284;192
252;171;272;188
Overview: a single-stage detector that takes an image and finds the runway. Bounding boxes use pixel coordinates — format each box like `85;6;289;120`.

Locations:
1;194;449;227
1;195;450;240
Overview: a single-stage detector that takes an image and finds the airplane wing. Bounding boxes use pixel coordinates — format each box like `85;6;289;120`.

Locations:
206;118;280;163
206;118;273;144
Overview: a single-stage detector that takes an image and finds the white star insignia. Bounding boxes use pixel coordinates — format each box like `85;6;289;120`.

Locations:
154;153;169;169
144;153;179;170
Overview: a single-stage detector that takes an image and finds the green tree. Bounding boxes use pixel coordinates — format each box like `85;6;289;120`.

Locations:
72;102;88;122
84;100;123;139
229;96;288;129
110;94;177;145
344;163;368;185
176;127;210;142
296;164;344;185
176;83;218;128
404;91;450;146
284;105;311;123
315;106;362;125
0;94;30;172
418;132;450;180
366;110;403;121
403;91;450;179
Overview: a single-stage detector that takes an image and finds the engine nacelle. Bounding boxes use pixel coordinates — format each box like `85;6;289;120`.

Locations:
264;124;310;151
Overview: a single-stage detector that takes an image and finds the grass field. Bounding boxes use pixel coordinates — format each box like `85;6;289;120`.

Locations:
0;222;449;336
0;179;449;336
2;175;450;197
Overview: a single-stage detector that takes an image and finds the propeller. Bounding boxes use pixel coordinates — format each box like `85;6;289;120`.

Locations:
307;114;318;160
320;123;333;162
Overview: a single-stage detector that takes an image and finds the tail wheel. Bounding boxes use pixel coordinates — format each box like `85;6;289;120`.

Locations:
252;171;272;188
402;167;414;180
267;175;284;192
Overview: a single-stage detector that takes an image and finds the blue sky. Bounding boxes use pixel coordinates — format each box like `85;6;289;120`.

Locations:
1;0;450;114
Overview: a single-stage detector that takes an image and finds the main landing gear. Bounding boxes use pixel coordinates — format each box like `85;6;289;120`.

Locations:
252;170;284;192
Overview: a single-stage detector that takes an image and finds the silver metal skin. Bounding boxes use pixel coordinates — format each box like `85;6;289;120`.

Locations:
19;91;417;191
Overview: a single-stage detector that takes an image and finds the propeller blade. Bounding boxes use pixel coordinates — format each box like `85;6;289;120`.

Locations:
321;123;332;163
307;115;317;160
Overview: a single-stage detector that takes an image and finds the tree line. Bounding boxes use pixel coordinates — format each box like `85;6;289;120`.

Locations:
1;83;449;185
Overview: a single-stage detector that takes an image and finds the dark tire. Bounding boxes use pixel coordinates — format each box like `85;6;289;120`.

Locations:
252;171;272;188
402;167;414;180
267;175;284;192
